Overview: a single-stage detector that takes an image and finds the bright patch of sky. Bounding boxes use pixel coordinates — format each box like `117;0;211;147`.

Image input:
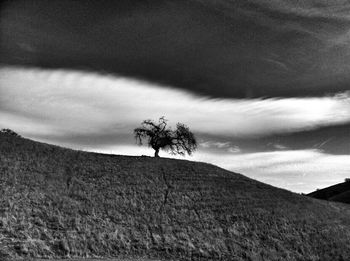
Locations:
2;66;350;138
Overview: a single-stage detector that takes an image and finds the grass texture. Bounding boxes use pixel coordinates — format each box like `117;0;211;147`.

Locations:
1;134;350;260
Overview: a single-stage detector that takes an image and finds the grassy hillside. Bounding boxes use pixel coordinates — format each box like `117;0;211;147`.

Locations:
308;181;350;204
1;133;350;261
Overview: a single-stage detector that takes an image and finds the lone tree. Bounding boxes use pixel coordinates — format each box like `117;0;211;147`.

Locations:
134;117;197;157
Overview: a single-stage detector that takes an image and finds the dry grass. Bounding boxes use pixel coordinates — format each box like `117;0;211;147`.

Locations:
17;259;162;261
1;134;350;260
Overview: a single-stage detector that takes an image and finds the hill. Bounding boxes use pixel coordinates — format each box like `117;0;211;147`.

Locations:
307;181;350;204
1;133;350;260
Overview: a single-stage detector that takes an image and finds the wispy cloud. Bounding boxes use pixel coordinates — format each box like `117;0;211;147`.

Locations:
272;143;288;150
262;58;290;71
200;141;231;149
200;140;240;154
1;66;350;144
313;137;335;149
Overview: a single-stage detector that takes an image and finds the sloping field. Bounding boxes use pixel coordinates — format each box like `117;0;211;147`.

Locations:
1;134;350;260
308;181;350;204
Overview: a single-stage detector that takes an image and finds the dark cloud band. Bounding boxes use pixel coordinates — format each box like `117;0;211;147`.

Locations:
2;0;350;98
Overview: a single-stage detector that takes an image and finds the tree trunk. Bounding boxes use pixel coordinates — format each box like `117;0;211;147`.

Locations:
154;148;160;157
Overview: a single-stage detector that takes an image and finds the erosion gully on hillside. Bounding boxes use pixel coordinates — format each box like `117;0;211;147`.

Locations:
1;134;350;261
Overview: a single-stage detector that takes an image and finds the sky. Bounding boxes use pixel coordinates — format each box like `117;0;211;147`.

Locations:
1;0;350;193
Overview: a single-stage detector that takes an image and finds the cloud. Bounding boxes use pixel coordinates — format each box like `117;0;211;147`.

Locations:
200;140;241;154
272;143;288;150
1;66;350;144
247;0;350;21
200;141;231;149
2;0;350;98
227;146;241;153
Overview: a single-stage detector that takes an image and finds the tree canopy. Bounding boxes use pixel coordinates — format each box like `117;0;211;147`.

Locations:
134;117;197;157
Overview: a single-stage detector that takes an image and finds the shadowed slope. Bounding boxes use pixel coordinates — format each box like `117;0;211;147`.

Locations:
308;181;350;204
1;133;350;260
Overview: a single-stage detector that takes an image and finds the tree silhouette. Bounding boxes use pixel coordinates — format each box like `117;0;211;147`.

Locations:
134;117;197;157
